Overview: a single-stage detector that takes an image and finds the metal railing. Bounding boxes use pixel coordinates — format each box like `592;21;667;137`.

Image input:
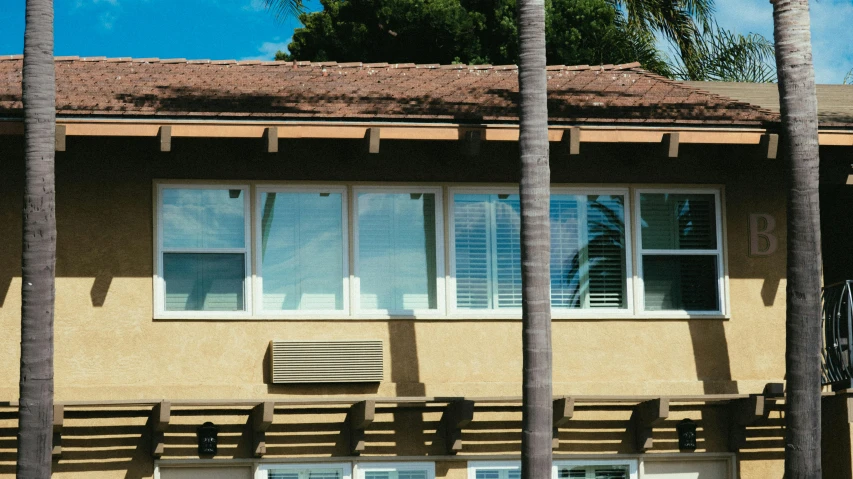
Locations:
822;280;853;390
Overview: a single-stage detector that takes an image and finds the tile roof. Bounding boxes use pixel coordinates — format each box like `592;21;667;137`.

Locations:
685;81;853;127
0;56;778;126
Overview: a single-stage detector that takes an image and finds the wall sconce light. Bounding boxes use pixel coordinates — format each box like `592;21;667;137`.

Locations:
197;422;219;457
677;418;697;451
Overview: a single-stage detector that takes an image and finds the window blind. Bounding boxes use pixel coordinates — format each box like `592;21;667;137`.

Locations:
260;192;344;311
556;465;628;479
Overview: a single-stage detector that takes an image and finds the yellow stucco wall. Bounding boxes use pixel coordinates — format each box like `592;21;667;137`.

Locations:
0;137;792;477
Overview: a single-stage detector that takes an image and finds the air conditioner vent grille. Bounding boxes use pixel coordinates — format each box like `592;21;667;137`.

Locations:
270;340;384;384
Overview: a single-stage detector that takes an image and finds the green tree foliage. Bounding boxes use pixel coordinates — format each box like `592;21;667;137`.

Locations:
671;24;777;82
276;0;670;74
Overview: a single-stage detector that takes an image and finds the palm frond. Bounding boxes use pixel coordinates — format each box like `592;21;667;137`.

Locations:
670;24;776;82
264;0;306;21
844;69;853;85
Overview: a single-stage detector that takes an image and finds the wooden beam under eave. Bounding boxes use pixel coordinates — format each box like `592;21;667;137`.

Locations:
559;127;580;157
263;127;278;153
347;400;375;455
631;398;669;452
53;404;64;459
662;132;679;158
552;397;574;449
463;130;482;157
441;399;475;454
365;127;380;154
761;133;779;159
55;125;66;152
158;126;172;152
150;401;170;458
252;401;275;457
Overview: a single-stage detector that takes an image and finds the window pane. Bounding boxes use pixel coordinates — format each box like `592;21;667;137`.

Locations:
269;473;300;479
364;472;426;479
557;465;628;479
640;193;716;250
495;196;522;308
162;188;245;249
643;255;719;311
551;195;626;309
260;192;344;311
163;253;245;311
308;470;344;479
358;193;438;311
454;195;493;309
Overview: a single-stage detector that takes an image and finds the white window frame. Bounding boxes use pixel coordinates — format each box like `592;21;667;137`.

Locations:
633;188;727;318
154;182;253;319
253;185;350;319
256;463;353;479
467;460;520;479
447;186;634;319
552;458;638;479
351;186;446;318
353;462;435;479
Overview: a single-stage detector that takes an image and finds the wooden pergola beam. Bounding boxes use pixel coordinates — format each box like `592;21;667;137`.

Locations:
52;403;64;459
631;398;669;452
150;401;170;458
347;400;375;455
552;396;574;449
729;394;772;451
441;399;475;454
251;401;275;457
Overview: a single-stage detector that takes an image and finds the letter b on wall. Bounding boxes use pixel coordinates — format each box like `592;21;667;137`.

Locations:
749;214;778;256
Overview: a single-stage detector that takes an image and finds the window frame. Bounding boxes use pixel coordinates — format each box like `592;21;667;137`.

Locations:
632;187;727;318
447;186;634;319
154;182;253;320
256;463;353;479
552;458;639;479
152;182;727;321
353;462;435;479
253;185;351;319
467;460;520;479
351;185;446;318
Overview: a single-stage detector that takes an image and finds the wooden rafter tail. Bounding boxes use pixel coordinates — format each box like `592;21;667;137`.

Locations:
662;132;680;158
728;394;770;451
252;401;275;457
55;125;66;152
463;130;482;157
441;399;475;455
631;398;669;452
52;403;64;459
761;133;779;159
365;127;380;154
552;397;574;450
158;126;172;152
560;127;580;157
150;401;170;458
347;400;375;455
263;127;278;153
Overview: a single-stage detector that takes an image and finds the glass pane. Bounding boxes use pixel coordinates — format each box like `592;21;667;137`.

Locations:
454;195;493;309
269;473;300;479
557;466;628;479
308;470;343;479
162;188;245;249
585;196;627;308
550;195;583;308
163;253;245;311
260;192;344;311
495;195;522;308
474;469;519;479
398;472;427;479
358;193;438;311
640;193;716;250
643;255;719;311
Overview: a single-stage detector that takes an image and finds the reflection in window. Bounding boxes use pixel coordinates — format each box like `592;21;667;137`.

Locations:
357;192;438;312
639;193;720;312
454;193;626;310
160;187;247;312
260;192;344;311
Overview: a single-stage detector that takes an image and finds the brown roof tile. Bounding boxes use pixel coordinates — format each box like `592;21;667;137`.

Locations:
0;57;780;126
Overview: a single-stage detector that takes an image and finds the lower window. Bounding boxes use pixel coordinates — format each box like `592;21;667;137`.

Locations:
355;463;435;479
468;460;638;479
257;464;352;479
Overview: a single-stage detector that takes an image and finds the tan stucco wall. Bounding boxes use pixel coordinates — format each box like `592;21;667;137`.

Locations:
0;136;798;478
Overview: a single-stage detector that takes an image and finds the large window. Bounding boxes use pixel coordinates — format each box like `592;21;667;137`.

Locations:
258;464;352;479
468;460;638;479
154;183;725;319
450;188;629;313
354;463;435;479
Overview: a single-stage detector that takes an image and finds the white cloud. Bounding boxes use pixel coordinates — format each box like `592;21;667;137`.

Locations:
99;11;117;30
241;39;291;61
242;0;268;12
714;0;853;84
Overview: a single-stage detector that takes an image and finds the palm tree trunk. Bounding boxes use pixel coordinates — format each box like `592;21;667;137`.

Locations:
516;0;552;475
17;1;56;478
771;1;822;478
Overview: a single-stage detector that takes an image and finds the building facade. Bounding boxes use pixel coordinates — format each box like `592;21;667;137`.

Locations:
1;56;853;479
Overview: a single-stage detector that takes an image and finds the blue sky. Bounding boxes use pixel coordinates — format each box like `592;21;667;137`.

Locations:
0;0;851;83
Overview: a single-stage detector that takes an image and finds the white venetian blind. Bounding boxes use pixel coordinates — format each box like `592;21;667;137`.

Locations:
358;192;438;311
556;465;629;479
474;469;520;479
454;195;493;309
550;195;583;308
364;471;427;479
585;196;627;308
268;467;344;479
494;196;522;308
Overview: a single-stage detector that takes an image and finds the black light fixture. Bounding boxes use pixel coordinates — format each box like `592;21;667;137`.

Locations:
677;418;697;451
197;422;219;457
